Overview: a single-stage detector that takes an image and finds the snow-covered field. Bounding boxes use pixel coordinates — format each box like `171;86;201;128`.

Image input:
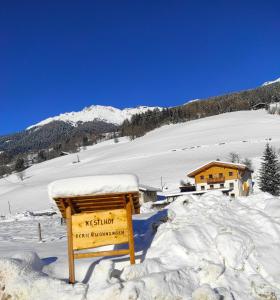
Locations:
1;109;280;299
1;110;280;214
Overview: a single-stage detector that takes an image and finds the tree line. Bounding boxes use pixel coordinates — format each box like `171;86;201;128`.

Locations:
0;120;118;178
121;83;280;139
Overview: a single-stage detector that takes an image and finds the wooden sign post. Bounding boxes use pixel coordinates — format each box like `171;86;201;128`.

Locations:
53;192;140;283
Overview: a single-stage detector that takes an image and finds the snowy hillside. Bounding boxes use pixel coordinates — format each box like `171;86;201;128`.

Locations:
262;76;280;86
2;109;280;214
27;105;162;129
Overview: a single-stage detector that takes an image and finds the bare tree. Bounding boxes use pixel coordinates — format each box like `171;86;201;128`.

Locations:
228;152;240;163
241;158;253;170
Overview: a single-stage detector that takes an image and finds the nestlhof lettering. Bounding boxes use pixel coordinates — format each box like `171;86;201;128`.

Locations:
85;218;114;226
72;209;129;250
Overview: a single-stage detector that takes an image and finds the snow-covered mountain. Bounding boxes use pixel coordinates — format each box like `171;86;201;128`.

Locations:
262;77;280;86
27;105;162;129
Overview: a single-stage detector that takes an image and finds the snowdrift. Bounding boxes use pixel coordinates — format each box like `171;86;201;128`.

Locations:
1;192;280;299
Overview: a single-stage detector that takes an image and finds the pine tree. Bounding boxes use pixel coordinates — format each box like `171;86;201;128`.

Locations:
14;157;25;172
259;143;280;196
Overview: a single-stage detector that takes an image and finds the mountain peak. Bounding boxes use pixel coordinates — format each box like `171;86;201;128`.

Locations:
27;105;162;130
262;77;280;86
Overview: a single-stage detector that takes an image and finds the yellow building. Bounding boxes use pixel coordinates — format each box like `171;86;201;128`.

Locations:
187;161;253;197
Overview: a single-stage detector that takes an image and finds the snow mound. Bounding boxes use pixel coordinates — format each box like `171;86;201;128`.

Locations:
192;284;220;300
12;251;44;271
48;174;139;198
143;192;280;299
216;231;254;270
0;256;86;300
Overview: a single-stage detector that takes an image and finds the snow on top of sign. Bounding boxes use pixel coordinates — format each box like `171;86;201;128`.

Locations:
48;174;139;199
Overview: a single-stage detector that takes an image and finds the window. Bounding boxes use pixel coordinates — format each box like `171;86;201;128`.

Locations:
209;174;213;179
229;171;233;176
229;182;234;188
201;186;205;190
220;183;224;188
210;184;214;189
200;175;204;180
230;193;235;197
219;173;223;178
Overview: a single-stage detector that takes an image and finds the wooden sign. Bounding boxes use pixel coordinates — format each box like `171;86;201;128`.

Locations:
72;209;128;250
53;192;140;284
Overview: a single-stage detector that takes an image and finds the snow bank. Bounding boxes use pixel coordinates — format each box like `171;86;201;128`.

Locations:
116;191;280;299
48;174;139;198
0;256;86;300
1;192;280;299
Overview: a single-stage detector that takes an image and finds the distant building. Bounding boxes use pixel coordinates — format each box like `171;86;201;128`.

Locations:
187;161;253;197
59;151;70;156
252;102;268;110
179;183;196;192
139;185;161;204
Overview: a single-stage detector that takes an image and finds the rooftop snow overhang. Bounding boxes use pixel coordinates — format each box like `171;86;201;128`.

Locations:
187;161;250;177
139;184;161;192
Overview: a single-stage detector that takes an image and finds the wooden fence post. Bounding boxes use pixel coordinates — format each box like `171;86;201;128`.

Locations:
38;223;42;242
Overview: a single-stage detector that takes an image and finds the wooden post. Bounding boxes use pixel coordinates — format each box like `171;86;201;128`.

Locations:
66;204;75;284
8;201;12;215
38;223;42;242
126;195;135;264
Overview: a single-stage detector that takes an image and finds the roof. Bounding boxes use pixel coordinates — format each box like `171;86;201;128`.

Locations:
139;184;161;192
165;188;233;197
187;161;251;177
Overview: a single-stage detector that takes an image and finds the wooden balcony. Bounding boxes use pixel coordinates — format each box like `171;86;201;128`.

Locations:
207;176;225;184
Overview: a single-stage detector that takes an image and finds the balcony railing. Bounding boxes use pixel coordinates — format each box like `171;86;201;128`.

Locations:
207;176;225;184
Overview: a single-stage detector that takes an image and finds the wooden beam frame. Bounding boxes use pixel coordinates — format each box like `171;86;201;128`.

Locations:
65;202;75;284
58;192;139;284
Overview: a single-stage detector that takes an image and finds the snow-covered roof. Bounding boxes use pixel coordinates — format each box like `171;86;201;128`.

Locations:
139;184;161;192
165;188;232;197
187;161;249;177
48;174;139;198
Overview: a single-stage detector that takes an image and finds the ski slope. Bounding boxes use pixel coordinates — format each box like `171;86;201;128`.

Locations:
1;109;280;215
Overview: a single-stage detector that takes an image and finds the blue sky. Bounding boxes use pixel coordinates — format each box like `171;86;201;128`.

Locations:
0;0;280;134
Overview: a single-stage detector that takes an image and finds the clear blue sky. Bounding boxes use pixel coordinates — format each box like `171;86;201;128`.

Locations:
1;0;280;134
